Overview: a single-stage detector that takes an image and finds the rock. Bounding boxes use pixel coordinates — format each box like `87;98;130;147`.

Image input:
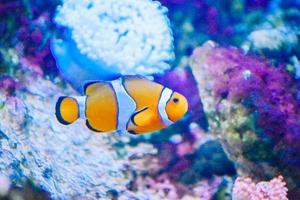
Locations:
190;41;300;198
0;76;160;199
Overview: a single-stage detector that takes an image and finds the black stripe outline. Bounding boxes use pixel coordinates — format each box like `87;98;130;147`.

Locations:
55;96;79;125
86;119;102;132
109;82;119;130
130;107;149;126
84;81;101;95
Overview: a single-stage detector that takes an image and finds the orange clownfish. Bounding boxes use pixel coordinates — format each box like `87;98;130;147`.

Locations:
55;75;188;134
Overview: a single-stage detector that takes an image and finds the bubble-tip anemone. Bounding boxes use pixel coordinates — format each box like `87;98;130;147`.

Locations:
51;0;174;92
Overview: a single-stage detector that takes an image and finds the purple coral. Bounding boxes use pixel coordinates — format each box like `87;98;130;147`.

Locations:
1;0;58;76
232;176;288;200
17;13;57;76
0;76;18;96
191;42;300;166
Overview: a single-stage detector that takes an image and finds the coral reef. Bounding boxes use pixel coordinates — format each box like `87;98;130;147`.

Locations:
190;41;300;198
1;0;300;199
232;176;288;200
52;0;174;91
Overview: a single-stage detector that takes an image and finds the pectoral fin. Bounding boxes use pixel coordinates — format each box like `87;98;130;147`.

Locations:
131;107;154;127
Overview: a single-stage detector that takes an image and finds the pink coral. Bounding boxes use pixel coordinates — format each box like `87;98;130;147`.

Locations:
232;176;288;200
145;175;179;199
176;142;194;157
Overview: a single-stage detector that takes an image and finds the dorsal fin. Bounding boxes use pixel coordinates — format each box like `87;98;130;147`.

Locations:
84;81;108;95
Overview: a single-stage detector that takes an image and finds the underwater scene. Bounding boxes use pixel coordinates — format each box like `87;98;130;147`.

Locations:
0;0;300;199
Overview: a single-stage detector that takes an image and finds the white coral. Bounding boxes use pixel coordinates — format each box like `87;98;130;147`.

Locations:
248;27;298;51
55;0;174;75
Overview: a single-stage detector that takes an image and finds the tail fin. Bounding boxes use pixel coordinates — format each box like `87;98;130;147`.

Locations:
55;96;79;125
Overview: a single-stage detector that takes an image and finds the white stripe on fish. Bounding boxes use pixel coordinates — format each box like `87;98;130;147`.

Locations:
158;88;174;126
111;78;136;131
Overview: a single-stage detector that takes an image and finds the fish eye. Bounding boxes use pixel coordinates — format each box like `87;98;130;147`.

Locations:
173;98;179;103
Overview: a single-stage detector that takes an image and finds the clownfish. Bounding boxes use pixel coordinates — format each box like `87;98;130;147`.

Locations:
55;75;188;134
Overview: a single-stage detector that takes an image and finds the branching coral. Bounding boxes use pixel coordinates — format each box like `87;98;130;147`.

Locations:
232;176;288;200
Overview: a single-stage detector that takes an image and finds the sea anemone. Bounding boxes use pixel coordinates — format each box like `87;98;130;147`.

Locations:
51;0;174;91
